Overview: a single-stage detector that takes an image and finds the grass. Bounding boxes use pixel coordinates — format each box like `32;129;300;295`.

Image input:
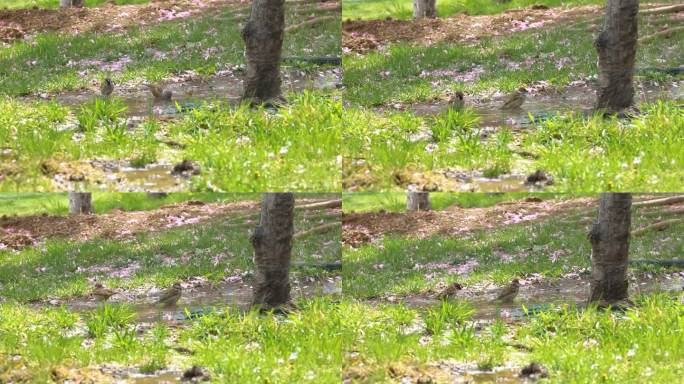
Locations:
0;0;341;192
0;298;345;382
344;15;683;106
339;193;683;382
0;92;341;192
0;1;340;96
2;292;680;382
338;293;684;383
0;0;149;9
0;194;343;382
0;192;258;216
342;0;603;20
343;194;684;298
343;101;684;192
0;194;681;382
342;192;567;213
341;2;684;193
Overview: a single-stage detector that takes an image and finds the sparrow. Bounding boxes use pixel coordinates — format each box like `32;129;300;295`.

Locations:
148;84;173;101
100;78;114;98
91;283;117;301
500;88;527;110
495;278;520;303
157;283;183;307
437;282;463;299
448;91;465;111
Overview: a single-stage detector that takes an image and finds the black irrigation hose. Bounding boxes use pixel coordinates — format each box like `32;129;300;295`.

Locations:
281;56;342;65
291;261;342;270
635;67;684;75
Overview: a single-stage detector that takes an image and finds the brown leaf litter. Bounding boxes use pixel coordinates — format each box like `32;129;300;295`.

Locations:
0;0;243;43
342;197;596;247
342;5;606;53
0;199;259;249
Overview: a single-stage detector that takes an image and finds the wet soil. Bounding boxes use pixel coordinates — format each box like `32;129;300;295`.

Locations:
342;197;595;247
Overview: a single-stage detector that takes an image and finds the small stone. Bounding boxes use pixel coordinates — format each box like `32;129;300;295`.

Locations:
519;362;548;379
182;365;210;382
524;170;553;186
171;160;201;176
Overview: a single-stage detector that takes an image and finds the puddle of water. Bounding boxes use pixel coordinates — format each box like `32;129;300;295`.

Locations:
466;175;531;193
408;82;683;126
60;278;341;323
393;275;683;322
129;372;180;384
110;164;189;193
48;69;341;118
457;369;522;383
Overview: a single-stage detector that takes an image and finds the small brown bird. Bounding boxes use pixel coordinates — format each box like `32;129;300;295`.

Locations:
448;91;465;111
100;78;114;98
91;283;117;301
437;282;463;299
148;84;173;101
157;283;183;307
495;278;520;303
500;88;527;110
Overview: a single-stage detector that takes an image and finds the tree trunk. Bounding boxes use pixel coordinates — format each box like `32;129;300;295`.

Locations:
594;0;639;113
413;0;437;18
250;192;294;309
407;192;431;211
68;192;92;215
587;193;632;305
72;0;84;7
241;0;285;104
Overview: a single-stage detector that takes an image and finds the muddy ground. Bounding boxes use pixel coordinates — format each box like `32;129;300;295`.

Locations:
342;196;595;247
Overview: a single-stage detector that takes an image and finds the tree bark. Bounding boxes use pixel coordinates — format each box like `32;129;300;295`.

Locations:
587;193;632;305
241;0;285;104
413;0;437;18
594;0;639;113
407;192;431;211
250;192;294;308
68;192;92;215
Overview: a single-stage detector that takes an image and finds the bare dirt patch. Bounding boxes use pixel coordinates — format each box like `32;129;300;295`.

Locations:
0;0;242;43
1;0;340;43
342;197;595;247
0;199;259;249
343;5;606;53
